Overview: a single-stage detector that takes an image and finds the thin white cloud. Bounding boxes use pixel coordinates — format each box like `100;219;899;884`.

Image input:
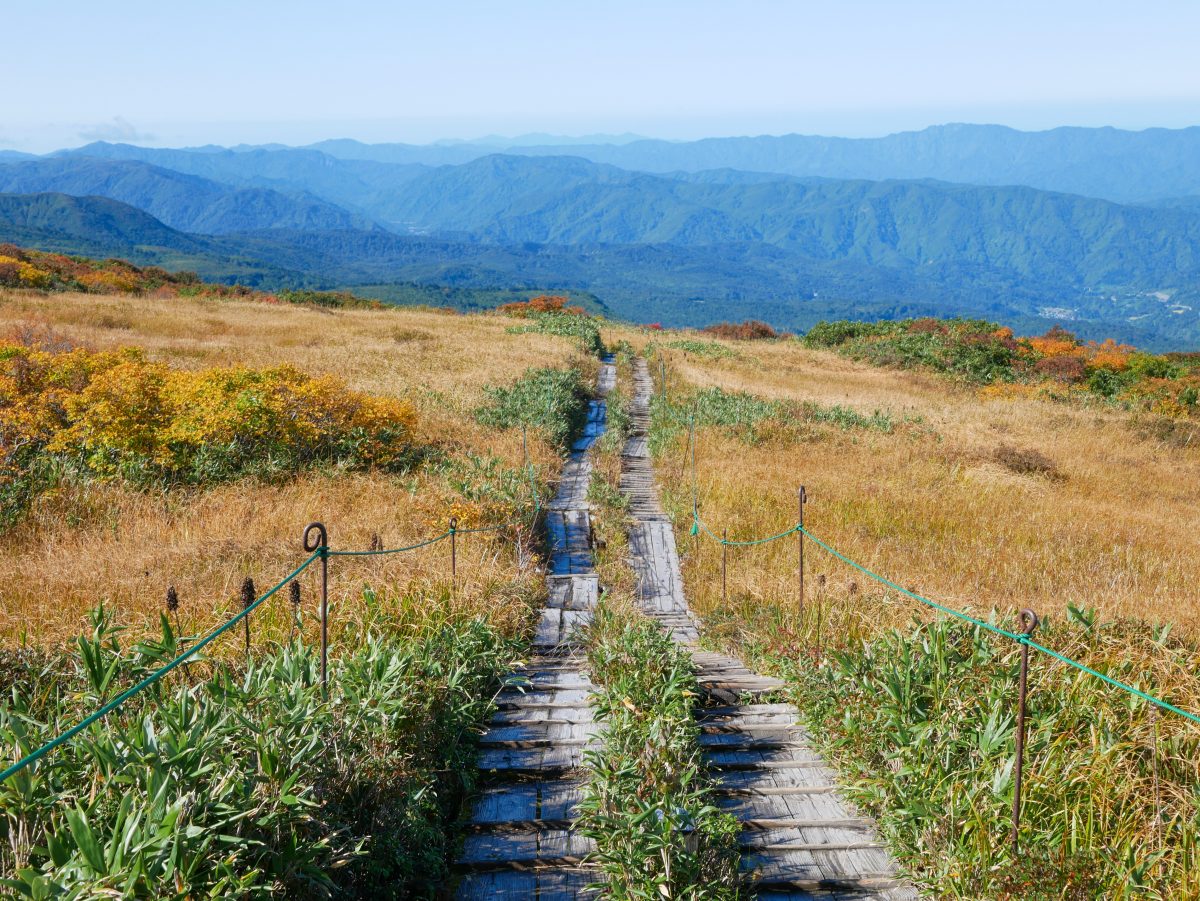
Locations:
78;116;155;143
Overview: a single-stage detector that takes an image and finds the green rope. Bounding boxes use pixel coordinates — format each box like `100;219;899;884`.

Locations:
1;551;322;784
328;531;452;557
796;524;1200;727
670;359;1200;728
328;447;542;553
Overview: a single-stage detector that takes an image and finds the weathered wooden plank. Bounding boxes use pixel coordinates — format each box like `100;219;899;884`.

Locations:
455;867;600;900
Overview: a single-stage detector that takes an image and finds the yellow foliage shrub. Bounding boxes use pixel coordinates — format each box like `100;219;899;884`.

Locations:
1;343;418;510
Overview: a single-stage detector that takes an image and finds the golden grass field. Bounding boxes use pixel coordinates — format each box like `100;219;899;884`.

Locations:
611;329;1200;637
0;290;594;646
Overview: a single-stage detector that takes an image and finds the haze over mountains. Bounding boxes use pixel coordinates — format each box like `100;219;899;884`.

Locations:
2;124;1199;347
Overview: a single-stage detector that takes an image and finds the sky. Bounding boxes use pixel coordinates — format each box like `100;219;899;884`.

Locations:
4;0;1200;152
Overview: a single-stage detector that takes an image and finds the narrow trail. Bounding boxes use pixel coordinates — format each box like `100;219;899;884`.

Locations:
453;358;615;899
621;359;918;900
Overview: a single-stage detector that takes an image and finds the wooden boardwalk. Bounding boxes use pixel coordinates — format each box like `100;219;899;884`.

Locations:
453;358;616;899
621;360;918;900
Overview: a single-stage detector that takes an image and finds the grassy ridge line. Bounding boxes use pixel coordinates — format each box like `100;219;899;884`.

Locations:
579;603;741;900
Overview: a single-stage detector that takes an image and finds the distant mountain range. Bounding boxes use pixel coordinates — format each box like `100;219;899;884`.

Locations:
2;123;1199;348
296;124;1200;204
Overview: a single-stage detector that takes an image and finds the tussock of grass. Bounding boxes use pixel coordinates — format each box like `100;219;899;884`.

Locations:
505;311;604;356
579;603;741;900
473;366;593;451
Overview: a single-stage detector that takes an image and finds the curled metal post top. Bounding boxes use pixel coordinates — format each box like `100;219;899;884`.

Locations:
449;516;459;532
303;521;328;553
798;485;807;503
1019;608;1040;636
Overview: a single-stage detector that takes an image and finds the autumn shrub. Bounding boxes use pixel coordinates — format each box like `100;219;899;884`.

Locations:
701;319;780;340
806;317;1200;417
1033;353;1087;382
496;294;585;317
0;342;418;522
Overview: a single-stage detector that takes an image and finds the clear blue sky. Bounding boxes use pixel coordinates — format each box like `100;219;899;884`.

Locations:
5;0;1200;152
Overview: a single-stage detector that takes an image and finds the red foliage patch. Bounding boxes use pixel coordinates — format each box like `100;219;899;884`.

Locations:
701;320;780;340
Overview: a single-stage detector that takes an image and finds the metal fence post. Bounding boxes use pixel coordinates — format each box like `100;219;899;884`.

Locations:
797;486;807;618
449;516;459;599
722;528;728;603
303;522;330;697
1011;607;1039;854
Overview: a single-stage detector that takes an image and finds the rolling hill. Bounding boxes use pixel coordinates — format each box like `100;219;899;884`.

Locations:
0;158;374;234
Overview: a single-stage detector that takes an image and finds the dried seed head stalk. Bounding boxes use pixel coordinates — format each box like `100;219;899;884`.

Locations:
240;577;256;610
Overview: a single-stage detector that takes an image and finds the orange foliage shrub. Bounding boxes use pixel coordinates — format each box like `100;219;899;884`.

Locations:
497;295;585;317
1034;354;1087;382
1085;338;1135;372
702;320;780;340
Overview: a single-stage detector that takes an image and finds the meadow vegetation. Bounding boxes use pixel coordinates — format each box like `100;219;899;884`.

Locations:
0;282;601;895
0;244;384;310
633;324;1200;897
580;602;741;900
807;317;1200;418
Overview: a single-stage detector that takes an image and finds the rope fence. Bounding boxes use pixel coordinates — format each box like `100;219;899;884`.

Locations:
1;428;543;785
655;373;1199;852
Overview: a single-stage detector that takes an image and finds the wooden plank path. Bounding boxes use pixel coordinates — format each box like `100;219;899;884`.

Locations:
621;359;918;900
453;357;616;899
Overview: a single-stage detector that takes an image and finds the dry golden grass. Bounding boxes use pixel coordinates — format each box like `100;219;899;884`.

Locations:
621;329;1200;634
0;290;593;646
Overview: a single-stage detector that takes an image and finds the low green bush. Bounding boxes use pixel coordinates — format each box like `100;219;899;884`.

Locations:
506;312;604;356
474;366;593;450
0;608;518;898
579;604;741;900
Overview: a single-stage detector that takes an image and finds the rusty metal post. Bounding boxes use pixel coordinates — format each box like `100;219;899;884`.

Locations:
1151;705;1162;850
303;522;330;697
1011;608;1039;855
797;486;807;618
449;516;459;599
721;528;728;603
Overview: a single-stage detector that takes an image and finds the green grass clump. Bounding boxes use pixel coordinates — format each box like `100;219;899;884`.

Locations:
800;402;896;432
658;339;738;360
649;386;897;453
474;366;593;451
804;317;1020;384
755;607;1200;898
506;312;605;356
579;604;741;900
0;608;519;898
